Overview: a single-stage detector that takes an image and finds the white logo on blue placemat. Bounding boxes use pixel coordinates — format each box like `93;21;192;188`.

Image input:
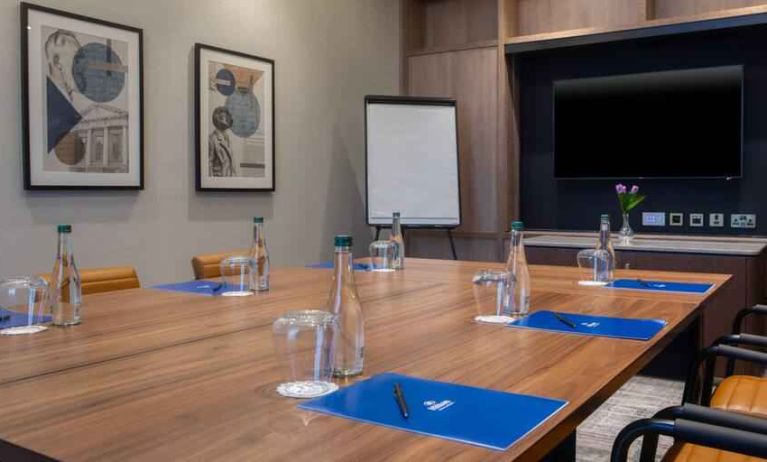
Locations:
581;322;600;328
424;400;454;412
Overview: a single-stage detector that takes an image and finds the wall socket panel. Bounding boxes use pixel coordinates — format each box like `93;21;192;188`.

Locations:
642;212;666;227
689;213;704;227
730;214;757;229
709;213;724;227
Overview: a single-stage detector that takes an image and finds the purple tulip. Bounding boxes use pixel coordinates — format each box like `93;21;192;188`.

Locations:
615;184;627;194
630;185;639;194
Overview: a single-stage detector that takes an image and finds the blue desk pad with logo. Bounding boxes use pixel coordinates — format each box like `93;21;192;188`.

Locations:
151;280;227;296
306;262;371;271
508;310;666;341
606;279;713;294
0;310;52;329
298;372;568;452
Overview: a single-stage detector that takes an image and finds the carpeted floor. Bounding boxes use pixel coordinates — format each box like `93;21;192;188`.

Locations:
576;375;685;461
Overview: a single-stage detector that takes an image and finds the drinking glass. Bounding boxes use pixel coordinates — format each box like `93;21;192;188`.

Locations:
368;240;397;272
576;249;611;286
272;310;339;399
0;277;50;335
471;270;513;324
219;256;255;296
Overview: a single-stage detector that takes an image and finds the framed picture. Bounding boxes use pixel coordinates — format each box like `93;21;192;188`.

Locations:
21;3;143;190
195;44;275;191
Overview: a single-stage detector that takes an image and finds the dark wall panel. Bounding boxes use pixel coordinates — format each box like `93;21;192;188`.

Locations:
518;26;767;235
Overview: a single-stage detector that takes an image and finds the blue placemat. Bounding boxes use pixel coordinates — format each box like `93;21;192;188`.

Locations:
508;310;666;341
606;279;713;294
151;280;226;296
0;310;52;329
299;372;567;452
306;261;370;271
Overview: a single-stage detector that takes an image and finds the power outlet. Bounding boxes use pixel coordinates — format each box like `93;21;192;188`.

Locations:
709;213;724;227
689;213;704;227
730;214;757;229
669;213;683;226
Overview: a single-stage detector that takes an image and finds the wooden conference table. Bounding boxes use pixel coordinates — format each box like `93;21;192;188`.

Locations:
0;259;730;461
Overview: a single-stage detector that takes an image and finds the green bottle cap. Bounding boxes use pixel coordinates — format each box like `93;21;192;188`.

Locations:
601;214;610;220
253;217;264;224
334;235;353;247
511;221;524;231
57;224;72;233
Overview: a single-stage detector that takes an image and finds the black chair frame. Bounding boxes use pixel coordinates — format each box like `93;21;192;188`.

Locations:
611;404;767;462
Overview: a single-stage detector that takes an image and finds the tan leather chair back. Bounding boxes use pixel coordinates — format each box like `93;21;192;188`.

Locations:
40;266;140;295
191;250;248;280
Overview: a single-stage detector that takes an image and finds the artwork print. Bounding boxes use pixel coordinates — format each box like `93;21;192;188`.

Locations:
196;44;274;191
22;3;143;189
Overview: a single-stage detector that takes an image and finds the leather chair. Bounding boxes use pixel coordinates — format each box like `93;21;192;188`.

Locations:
191;251;247;280
656;306;767;462
683;306;767;419
611;403;767;462
40;266;140;295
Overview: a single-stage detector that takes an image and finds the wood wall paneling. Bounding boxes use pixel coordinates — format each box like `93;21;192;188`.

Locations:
403;0;511;261
407;230;504;261
405;0;498;52
652;0;767;19
514;0;646;36
407;48;499;234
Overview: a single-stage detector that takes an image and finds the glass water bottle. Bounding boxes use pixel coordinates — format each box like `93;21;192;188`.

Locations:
595;214;616;280
250;217;270;291
49;224;82;326
327;235;365;377
390;212;405;270
505;221;530;318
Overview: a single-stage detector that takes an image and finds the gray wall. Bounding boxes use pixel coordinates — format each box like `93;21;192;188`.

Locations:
0;0;400;284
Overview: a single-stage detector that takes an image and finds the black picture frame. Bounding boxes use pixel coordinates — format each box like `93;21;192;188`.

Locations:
194;43;276;192
21;2;144;190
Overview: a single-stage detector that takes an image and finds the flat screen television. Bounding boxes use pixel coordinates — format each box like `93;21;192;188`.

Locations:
553;66;743;179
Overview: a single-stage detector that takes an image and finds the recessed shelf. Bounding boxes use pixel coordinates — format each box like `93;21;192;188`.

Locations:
505;4;767;54
405;0;498;54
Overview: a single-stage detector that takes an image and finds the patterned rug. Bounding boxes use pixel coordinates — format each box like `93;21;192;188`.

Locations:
576;375;685;461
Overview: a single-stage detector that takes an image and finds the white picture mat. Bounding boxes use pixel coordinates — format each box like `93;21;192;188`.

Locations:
366;102;460;226
27;9;142;187
198;47;274;190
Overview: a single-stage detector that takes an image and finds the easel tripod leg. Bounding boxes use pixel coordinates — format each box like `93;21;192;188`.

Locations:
447;229;457;260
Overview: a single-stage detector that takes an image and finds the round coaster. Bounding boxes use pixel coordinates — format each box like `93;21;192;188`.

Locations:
474;315;514;324
578;280;609;287
1;325;48;336
276;381;339;399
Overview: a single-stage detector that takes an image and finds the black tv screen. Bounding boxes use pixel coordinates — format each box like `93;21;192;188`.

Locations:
554;66;743;179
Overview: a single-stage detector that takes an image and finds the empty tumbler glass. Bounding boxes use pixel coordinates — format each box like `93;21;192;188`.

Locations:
220;256;256;296
576;249;611;286
0;277;50;335
272;310;339;399
472;270;513;324
368;240;397;272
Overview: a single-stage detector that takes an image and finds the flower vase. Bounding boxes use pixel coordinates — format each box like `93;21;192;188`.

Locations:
619;213;634;244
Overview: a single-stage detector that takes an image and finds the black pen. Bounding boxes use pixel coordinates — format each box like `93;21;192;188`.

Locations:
393;382;409;419
553;312;577;329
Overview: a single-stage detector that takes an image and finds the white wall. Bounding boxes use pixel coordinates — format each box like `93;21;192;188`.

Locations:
0;0;400;284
